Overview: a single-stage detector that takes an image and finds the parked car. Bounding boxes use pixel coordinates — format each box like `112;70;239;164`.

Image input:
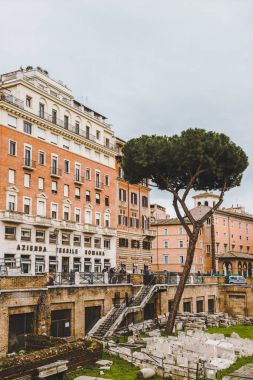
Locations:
227;275;246;285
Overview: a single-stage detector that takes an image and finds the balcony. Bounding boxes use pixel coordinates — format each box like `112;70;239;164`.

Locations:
0;210;24;224
94;181;104;191
50;167;62;178
102;227;117;236
142;228;156;239
74;175;84;185
83;224;98;234
23;158;36;170
34;216;52;227
60;220;77;231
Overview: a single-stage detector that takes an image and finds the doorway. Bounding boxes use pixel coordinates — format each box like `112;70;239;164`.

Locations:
8;312;34;352
85;306;101;334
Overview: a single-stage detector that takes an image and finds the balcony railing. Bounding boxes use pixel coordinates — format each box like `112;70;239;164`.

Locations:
95;181;104;190
74;175;84;184
0;89;116;151
50;167;62;177
23;158;36;169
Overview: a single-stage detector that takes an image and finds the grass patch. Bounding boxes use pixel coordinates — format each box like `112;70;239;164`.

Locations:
207;325;253;340
216;355;253;379
66;351;163;380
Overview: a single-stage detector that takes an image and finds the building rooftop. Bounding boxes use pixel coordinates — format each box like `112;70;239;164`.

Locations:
217;251;253;260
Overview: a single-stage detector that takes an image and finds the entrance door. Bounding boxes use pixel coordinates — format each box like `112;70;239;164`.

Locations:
62;257;69;273
144;303;155;320
208;298;215;313
51;310;71;337
85;306;101;334
8;312;34;352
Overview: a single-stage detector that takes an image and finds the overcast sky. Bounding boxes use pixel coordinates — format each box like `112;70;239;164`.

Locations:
1;0;253;215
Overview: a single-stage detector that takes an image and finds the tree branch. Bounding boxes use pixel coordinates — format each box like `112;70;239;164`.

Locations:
171;190;197;226
182;167;207;203
198;182;227;225
173;195;193;238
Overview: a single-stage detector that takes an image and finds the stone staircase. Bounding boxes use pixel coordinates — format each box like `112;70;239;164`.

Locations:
89;284;166;340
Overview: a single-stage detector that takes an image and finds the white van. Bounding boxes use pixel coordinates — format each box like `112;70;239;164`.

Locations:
228;275;246;285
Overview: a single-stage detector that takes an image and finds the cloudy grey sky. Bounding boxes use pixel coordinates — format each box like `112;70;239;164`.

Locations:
1;0;253;215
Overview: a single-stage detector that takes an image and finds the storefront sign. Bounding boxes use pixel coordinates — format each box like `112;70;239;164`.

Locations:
85;250;105;256
17;245;47;252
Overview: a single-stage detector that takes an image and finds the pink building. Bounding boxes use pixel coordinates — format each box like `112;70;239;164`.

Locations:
151;193;253;276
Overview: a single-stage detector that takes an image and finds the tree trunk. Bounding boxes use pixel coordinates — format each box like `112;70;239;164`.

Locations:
211;215;216;274
165;229;199;335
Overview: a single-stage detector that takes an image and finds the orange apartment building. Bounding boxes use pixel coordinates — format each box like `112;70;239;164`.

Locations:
151;193;253;276
115;138;154;272
0;66;118;275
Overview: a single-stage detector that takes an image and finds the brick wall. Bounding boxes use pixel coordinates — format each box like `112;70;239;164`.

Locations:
0;275;47;290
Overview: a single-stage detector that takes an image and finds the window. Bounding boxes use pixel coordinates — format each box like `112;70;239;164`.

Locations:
86;168;91;180
95;212;101;226
105;137;110;148
64;184;69;197
96;193;100;204
143;241;151;250
105;196;109;206
38;151;45;165
164;240;169;249
75;121;80;134
85;209;92;224
118;167;124;178
51;181;57;193
86;125;90;139
75;208;81;222
75;163;81;181
51;155;58;174
5;226;16;240
206;245;211;255
119;188;126;201
232;244;236;251
86;190;91;202
36;230;45;243
64;115;69;129
164;229;168;235
64;160;70;173
196;300;204;313
183;300;191;313
51;203;58;219
216;242;220;253
131;240;140;249
8;194;16;211
63;205;70;221
24;145;32;166
164;255;169;264
52;109;57;124
240;245;243;252
62;233;70;245
23;198;31;214
26;96;32;108
131;192;138;205
37;127;46;140
142;196;148;208
130;212;139;228
105;175;110;186
23;121;32;135
63;138;70;150
179;255;184;264
24;173;31;188
37;200;46;216
118;209;127;226
96;130;100;140
224;244;228;253
21;229;31;241
94;238;101;248
9;140;16;156
178;227;183;235
104;239;111;249
104;213;110;227
179;240;184;248
49;232;57;244
84;236;91;247
247;246;250;253
73;235;81;246
8;115;17;128
38;177;44;190
119;238;128;247
39;102;45;118
75;187;80;199
8;169;15;184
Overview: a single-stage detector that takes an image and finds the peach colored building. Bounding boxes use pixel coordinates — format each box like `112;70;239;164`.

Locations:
115;138;154;273
151;193;253;276
0;67;118;274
